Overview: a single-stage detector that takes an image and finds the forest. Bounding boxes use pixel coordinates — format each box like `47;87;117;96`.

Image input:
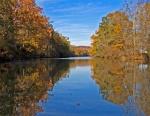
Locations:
0;0;89;62
1;0;150;62
71;46;89;56
90;0;150;60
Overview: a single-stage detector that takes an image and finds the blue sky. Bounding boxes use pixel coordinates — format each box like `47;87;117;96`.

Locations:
36;0;124;46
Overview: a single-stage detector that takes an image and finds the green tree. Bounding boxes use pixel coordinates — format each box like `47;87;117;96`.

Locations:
0;0;17;59
49;31;72;58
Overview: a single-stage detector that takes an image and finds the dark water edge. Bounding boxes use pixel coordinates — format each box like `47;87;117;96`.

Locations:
0;57;150;116
0;56;90;63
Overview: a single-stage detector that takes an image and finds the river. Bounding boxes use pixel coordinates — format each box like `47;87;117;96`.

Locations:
0;57;149;116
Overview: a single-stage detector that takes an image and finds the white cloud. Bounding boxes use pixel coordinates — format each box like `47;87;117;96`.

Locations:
57;23;91;33
46;2;113;15
36;0;64;4
71;40;91;46
35;0;121;46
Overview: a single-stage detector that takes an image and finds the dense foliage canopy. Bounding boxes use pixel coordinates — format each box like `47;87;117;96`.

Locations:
90;1;150;60
0;0;73;61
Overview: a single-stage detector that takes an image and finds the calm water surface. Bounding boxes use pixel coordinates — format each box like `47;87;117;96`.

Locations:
0;57;150;116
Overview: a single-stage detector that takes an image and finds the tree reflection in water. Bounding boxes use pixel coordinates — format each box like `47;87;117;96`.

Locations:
0;59;72;116
0;58;90;116
90;58;150;116
1;58;149;115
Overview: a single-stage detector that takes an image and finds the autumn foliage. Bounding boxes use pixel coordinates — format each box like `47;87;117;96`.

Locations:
0;0;72;61
90;58;150;115
70;46;90;56
90;1;150;60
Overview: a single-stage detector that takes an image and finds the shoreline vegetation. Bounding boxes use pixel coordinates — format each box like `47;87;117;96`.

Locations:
0;0;150;62
0;0;89;62
0;45;90;62
89;0;150;62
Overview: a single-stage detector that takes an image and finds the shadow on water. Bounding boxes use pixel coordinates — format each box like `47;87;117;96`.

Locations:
0;58;90;116
90;58;150;116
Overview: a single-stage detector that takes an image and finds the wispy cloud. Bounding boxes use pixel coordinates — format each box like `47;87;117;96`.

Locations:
71;40;91;46
46;2;113;15
36;0;122;46
50;3;95;12
54;22;93;35
52;19;93;45
36;0;65;4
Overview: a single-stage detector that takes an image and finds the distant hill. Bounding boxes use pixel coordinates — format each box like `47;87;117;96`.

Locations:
73;46;90;49
71;46;90;56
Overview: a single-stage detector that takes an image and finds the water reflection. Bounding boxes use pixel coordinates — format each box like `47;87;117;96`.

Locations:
0;59;68;115
0;58;150;115
0;58;90;116
91;58;150;116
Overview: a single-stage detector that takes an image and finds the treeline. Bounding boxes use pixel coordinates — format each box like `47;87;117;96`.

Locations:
71;46;90;56
0;0;73;61
90;0;150;60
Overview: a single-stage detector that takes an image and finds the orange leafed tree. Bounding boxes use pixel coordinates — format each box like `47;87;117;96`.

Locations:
90;11;132;58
